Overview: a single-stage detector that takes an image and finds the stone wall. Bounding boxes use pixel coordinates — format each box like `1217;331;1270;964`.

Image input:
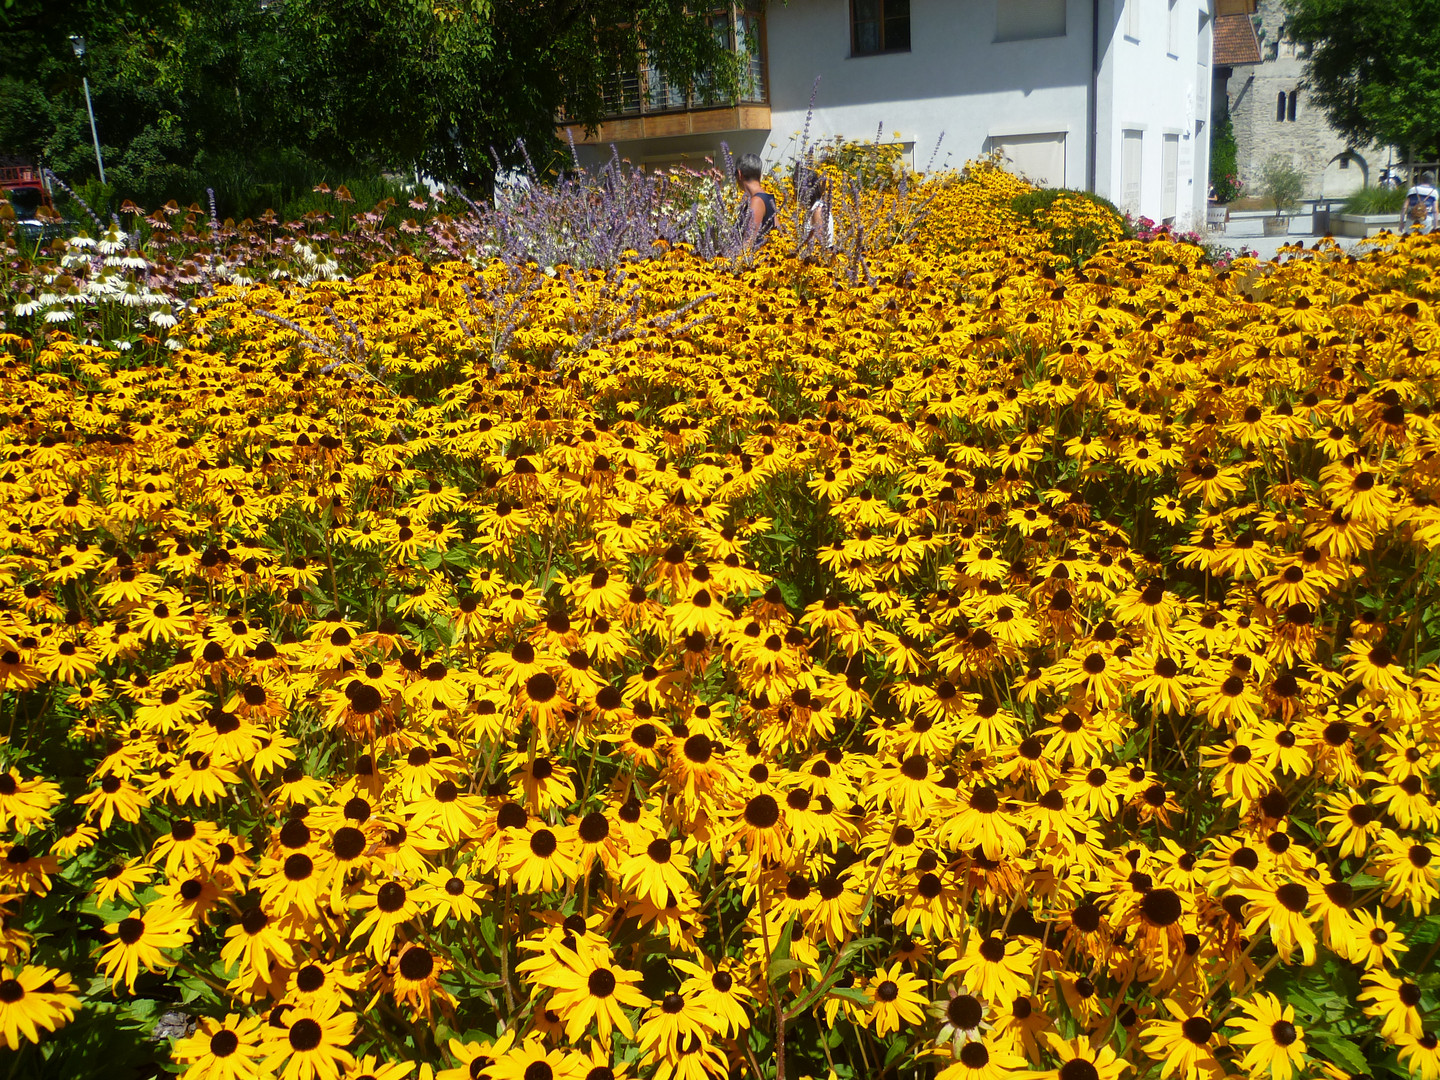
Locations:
1226;0;1392;200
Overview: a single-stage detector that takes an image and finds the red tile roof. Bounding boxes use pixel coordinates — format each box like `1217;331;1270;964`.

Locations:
1213;13;1262;67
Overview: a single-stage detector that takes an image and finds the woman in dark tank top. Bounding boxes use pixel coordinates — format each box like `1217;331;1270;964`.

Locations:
733;151;777;244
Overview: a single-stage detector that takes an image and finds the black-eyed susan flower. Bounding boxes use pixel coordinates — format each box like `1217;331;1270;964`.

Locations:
169;1012;268;1080
0;963;79;1050
1228;993;1307;1080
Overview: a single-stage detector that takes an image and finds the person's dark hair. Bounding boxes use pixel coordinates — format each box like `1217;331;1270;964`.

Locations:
794;165;827;208
736;154;763;182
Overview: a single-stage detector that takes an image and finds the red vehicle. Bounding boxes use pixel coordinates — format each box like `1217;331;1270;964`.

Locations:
1;164;68;241
1;164;53;217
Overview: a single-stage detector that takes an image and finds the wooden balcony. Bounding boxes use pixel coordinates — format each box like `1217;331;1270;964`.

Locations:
558;6;768;146
561;104;772;146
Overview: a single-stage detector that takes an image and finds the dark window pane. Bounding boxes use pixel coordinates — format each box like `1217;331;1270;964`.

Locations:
854;19;881;54
884;13;910;50
853;0;880;53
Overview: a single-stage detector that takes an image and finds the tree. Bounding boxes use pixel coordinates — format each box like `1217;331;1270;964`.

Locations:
0;0;741;208
1283;0;1440;160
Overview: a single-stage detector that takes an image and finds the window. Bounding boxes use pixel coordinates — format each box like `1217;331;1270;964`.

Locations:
852;0;910;55
1122;129;1143;211
985;132;1066;185
1288;89;1298;121
693;10;766;105
1162;133;1179;222
1276;92;1286;122
1125;0;1141;40
996;0;1066;42
1166;0;1179;55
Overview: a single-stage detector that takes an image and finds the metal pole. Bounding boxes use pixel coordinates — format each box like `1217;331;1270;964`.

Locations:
81;75;106;186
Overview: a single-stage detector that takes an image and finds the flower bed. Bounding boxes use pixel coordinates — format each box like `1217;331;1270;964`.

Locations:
0;165;1436;1080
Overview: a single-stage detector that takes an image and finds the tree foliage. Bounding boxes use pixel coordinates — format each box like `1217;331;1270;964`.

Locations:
0;0;740;208
1283;0;1440;158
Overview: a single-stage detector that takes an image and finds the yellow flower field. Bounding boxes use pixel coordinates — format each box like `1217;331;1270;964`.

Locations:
0;163;1437;1079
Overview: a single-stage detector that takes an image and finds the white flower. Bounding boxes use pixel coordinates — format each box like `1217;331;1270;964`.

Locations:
13;299;42;316
98;227;127;254
44;309;75;323
148;311;178;328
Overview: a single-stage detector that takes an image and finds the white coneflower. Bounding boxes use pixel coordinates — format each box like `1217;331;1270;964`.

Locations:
44;309;75;323
929;980;993;1054
148;311;178;329
13;299;41;317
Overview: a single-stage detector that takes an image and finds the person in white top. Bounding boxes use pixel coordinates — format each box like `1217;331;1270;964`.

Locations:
1405;172;1438;232
793;163;834;249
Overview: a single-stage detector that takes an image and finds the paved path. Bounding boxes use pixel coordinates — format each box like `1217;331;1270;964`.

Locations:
1212;215;1397;262
1223;232;1368;262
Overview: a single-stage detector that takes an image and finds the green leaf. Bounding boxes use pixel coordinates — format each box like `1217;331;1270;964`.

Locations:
837;935;886;963
882;1036;909;1069
771;916;795;965
1311;1031;1369;1075
767;957;806;983
777;580;801;612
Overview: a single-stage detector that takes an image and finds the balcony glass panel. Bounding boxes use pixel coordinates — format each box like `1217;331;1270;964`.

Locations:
575;8;767;123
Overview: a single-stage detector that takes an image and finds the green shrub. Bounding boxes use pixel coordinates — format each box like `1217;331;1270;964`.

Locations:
1341;185;1406;216
1210;114;1242;202
808;135;909;192
1010;188;1127;267
1010;187;1121;222
1260;154;1306;213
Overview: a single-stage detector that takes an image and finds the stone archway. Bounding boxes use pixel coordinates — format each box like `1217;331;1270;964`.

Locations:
1321;151;1368;198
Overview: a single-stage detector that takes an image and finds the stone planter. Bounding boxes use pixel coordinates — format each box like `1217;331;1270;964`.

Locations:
1333;212;1402;239
1262;216;1289;237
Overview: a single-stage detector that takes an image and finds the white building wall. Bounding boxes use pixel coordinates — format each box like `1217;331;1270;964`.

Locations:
765;0;1092;189
1104;0;1212;228
567;0;1214;230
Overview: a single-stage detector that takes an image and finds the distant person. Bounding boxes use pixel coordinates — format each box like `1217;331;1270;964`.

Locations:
734;153;776;246
1405;172;1438;232
794;164;834;248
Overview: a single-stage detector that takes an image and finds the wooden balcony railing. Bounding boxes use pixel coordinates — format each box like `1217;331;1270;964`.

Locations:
559;8;770;145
